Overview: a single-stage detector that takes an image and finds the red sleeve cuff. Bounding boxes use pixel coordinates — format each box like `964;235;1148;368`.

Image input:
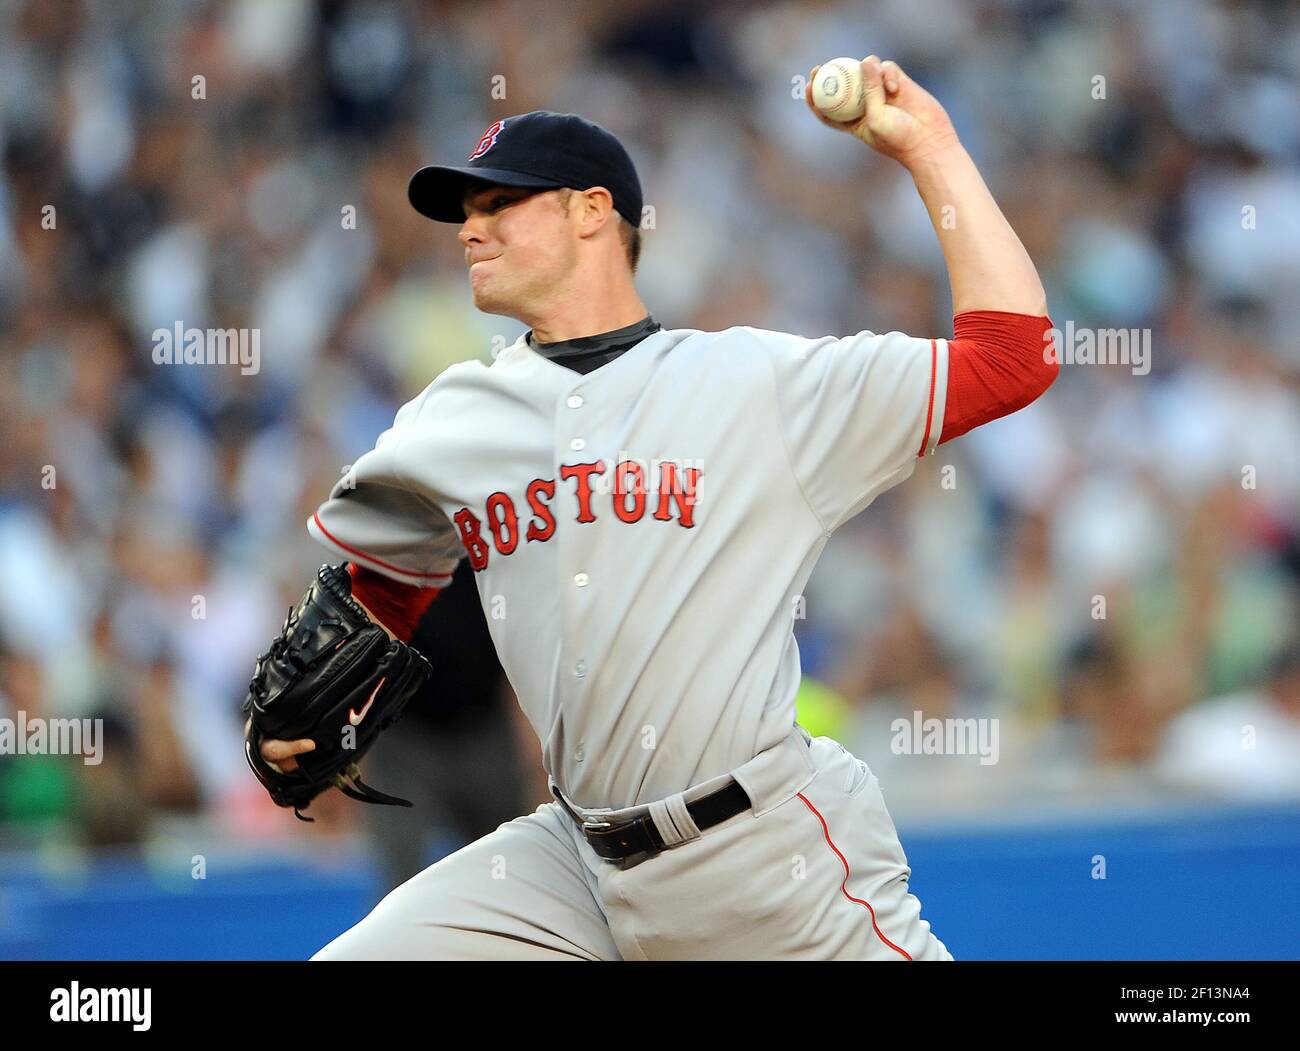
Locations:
347;561;441;643
938;311;1059;445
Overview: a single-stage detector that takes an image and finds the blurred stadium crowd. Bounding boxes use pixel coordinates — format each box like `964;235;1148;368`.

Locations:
1;0;1298;866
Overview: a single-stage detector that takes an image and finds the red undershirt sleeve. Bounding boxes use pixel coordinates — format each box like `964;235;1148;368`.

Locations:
347;561;441;643
938;310;1059;445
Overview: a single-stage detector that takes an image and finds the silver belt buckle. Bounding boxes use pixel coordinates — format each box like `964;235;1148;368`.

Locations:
554;784;614;831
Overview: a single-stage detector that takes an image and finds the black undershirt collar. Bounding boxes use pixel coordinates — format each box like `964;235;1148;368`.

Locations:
526;314;662;375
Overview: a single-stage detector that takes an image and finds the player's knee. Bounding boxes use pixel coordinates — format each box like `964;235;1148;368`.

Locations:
309;923;388;961
309;936;351;961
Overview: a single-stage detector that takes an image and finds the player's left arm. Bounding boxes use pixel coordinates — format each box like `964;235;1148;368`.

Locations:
258;389;454;776
347;563;438;643
806;55;1059;446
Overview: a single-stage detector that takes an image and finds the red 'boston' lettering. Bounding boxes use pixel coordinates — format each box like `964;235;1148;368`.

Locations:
525;478;557;541
559;461;606;523
654;463;701;528
613;460;646;523
485;491;519;555
462;459;702;571
454;508;490;570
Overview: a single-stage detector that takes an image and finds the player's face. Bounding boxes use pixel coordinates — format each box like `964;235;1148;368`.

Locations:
458;185;580;318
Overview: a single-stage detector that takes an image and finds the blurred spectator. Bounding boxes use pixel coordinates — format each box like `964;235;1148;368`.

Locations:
1154;648;1300;801
0;644;76;839
75;711;150;851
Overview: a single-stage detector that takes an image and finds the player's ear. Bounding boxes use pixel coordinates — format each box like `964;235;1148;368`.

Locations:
575;187;615;238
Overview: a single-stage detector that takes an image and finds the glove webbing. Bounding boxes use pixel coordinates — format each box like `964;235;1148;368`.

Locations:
291;764;415;823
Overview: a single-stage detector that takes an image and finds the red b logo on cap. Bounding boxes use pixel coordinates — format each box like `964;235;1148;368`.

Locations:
468;120;505;161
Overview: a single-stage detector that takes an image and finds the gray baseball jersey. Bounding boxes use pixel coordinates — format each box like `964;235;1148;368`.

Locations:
308;324;947;810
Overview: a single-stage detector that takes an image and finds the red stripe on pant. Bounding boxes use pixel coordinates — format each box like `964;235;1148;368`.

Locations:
797;792;913;960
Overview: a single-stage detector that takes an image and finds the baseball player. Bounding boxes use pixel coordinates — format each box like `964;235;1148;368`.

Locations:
250;56;1058;960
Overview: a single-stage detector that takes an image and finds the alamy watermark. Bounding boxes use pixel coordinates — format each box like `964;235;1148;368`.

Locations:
0;711;103;765
151;322;260;375
589;451;704;497
1045;320;1150;376
890;712;999;766
50;983;150;1031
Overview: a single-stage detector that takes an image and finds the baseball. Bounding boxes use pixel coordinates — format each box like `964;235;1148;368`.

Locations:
811;58;865;122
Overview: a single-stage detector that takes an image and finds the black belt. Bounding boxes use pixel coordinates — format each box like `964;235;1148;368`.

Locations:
555;780;753;861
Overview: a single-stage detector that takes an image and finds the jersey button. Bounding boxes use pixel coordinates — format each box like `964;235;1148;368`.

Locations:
566;395;583;409
573;661;587;678
574;573;589;587
575;744;585;762
570;437;586;451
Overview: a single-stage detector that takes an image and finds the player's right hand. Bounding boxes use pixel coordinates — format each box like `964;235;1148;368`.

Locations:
260;737;316;773
246;717;316;773
806;56;959;169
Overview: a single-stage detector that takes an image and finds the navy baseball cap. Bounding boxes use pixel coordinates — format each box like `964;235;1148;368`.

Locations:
408;111;643;228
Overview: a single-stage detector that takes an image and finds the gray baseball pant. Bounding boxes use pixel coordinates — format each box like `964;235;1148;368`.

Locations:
311;725;953;960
